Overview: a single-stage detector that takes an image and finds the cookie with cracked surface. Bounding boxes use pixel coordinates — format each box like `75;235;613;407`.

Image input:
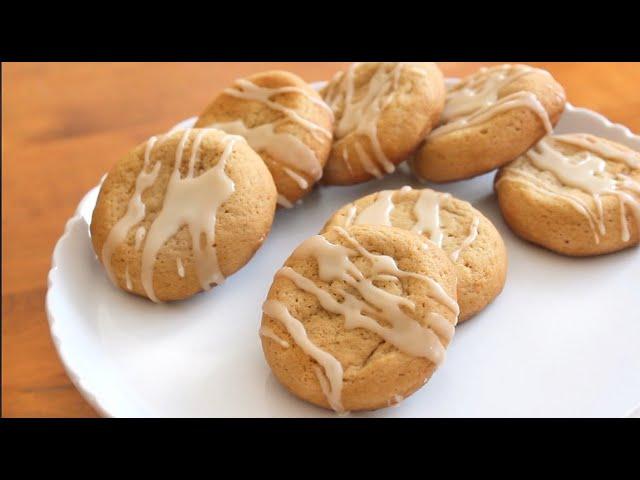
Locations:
320;62;445;185
413;64;566;183
495;133;640;256
91;128;277;302
260;224;458;413
323;187;507;321
195;70;333;208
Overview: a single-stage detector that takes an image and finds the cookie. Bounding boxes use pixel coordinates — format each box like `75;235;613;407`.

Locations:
260;224;459;413
320;62;445;185
91;128;278;302
495;133;640;256
413;64;566;183
323;187;507;321
195;70;333;208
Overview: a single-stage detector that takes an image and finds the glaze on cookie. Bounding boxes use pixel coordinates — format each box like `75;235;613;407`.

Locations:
323;187;507;321
195;71;333;208
91;128;278;302
413;64;566;183
320;62;445;185
261;225;458;413
495;133;640;256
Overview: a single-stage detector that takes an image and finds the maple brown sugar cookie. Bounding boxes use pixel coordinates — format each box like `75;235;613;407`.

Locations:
195;70;333;208
320;62;445;185
91;128;277;302
413;64;566;183
495;133;640;256
260;225;459;413
323;187;507;322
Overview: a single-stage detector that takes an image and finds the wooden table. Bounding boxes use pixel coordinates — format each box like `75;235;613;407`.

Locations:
3;62;639;417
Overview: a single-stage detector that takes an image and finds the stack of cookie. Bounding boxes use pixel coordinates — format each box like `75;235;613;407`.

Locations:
90;62;640;415
261;187;507;412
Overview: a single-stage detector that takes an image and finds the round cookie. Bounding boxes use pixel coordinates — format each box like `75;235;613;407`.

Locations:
413;64;566;183
495;133;640;256
91;128;277;302
323;187;507;322
195;70;333;208
320;62;445;185
260;224;459;413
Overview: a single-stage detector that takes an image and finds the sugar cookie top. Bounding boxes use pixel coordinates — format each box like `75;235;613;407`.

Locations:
412;64;566;184
496;133;640;244
261;225;458;413
320;62;445;185
325;187;484;263
432;64;565;139
195;70;333;208
91;128;277;302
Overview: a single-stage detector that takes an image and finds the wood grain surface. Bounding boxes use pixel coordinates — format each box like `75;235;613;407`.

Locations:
3;62;639;417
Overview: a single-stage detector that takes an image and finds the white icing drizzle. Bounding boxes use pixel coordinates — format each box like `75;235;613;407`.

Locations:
176;257;185;278
324;63;407;177
282;167;309;189
354;141;383;178
101;136;162;286
124;267;132;291
263;299;344;413
134;226;146;251
277;194;294;209
450;216;480;262
430;64;555;139
206;120;322;185
341;148;355;176
138;130;240;302
259;325;290;349
497;135;640;244
323;70;344;104
412;189;450;247
343;205;357;228
554;133;640;169
312;366;335;409
223;79;332;142
354;190;395;226
388;394;404;407
619;196;630;242
341;188;479;261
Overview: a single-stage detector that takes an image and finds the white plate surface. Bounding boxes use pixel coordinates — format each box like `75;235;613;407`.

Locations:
46;79;640;417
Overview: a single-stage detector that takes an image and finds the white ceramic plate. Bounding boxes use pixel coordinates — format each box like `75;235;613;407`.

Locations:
46;79;640;417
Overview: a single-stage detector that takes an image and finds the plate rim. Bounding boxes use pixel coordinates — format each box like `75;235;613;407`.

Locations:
45;90;640;418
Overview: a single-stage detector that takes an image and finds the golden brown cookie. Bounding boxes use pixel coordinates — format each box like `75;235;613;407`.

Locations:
91;128;277;302
495;133;640;256
320;62;445;185
195;70;333;208
260;224;459;413
413;64;566;183
323;187;507;321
